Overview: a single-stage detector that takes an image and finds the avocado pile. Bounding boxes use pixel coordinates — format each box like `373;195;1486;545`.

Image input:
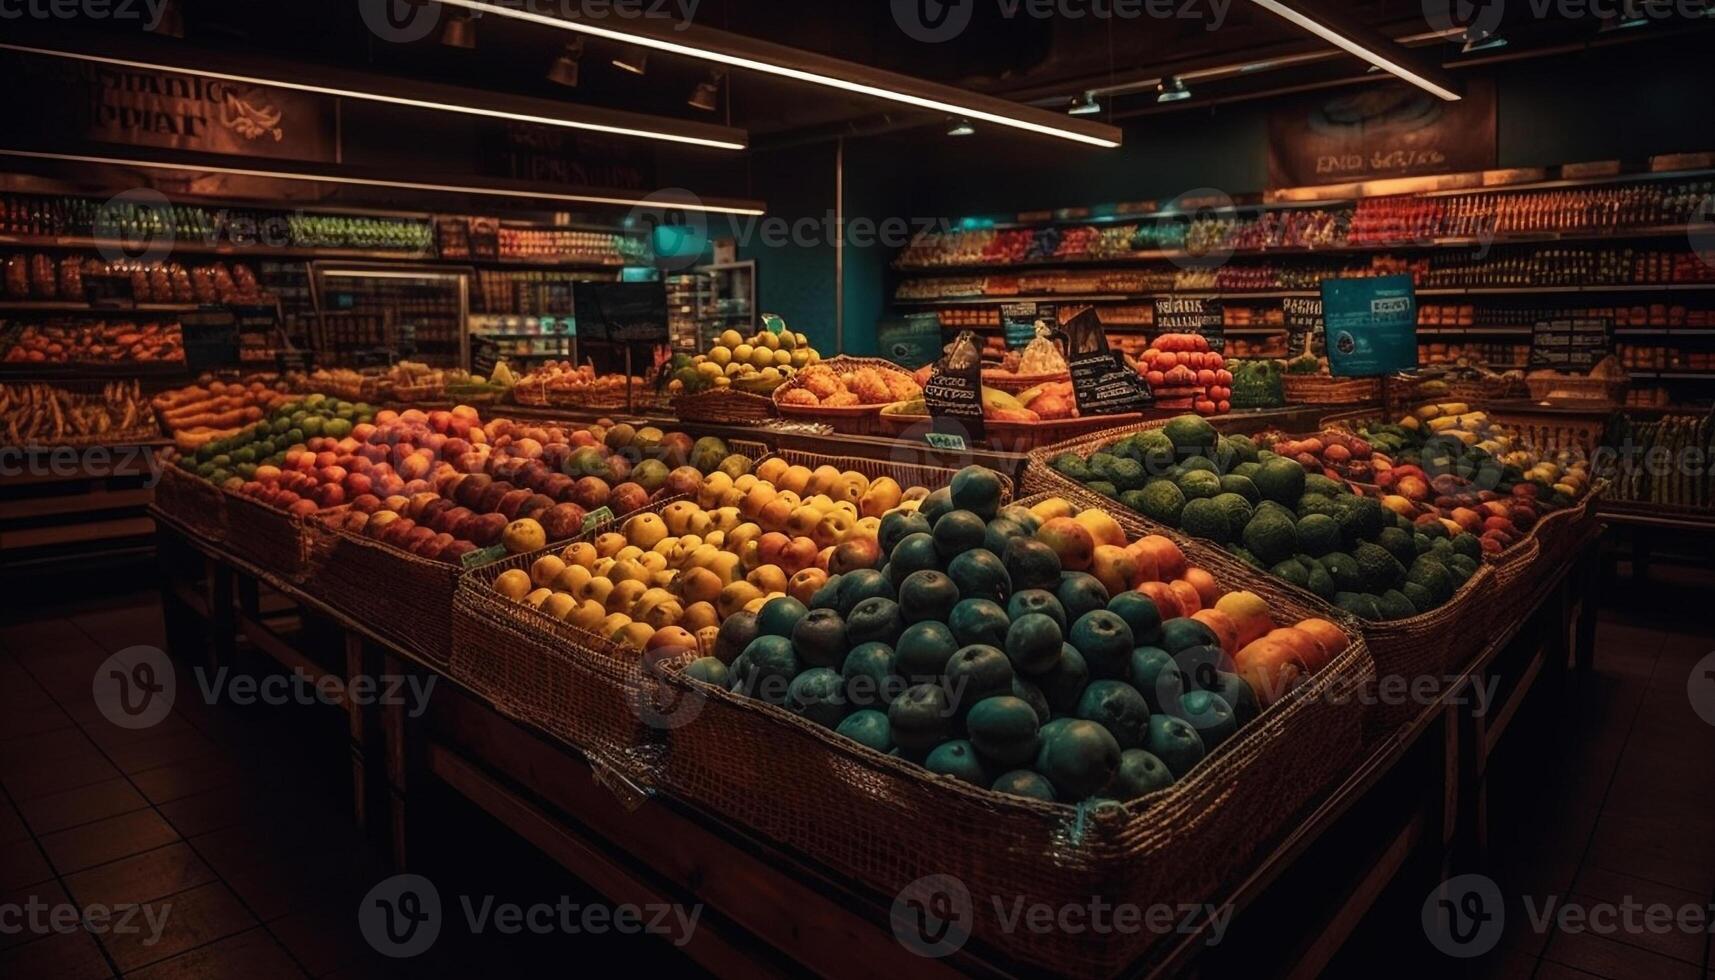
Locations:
178;393;374;485
681;466;1261;805
1048;415;1480;621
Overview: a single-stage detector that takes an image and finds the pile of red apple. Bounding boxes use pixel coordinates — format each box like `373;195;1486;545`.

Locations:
1373;464;1540;555
1260;429;1380;483
1137;334;1232;415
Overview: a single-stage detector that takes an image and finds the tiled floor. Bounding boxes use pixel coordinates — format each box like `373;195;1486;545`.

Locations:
3;568;1712;978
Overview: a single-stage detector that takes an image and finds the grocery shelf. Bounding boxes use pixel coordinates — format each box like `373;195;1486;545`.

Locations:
896;282;1715;308
1630;370;1715;379
1415;326;1533;336
0;233;632;271
0;300;202;312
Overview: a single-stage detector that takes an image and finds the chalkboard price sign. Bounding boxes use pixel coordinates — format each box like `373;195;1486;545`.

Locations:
1152;296;1226;353
924;331;986;443
179;308;240;372
1063;308;1152;417
1529;319;1613;372
1282;296;1324;358
1001;302;1055;350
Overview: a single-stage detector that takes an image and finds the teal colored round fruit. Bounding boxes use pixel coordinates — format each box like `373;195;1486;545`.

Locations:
879;511;932;556
897;570;960;625
1128;646;1185;715
1175;644;1234;693
1107;592;1164;648
836;709;892;753
925;739;989;786
787;668;848;728
791;608;848;670
887;533;942;588
1074;680;1151;749
1007;589;1066;632
728;652;753;692
1035;719;1122;801
943;645;1015;714
1144;714;1206;778
949;466;1003;520
991;769;1056;802
808;574;843;612
996;504;1041;535
933;510;988;561
1108;749;1175;800
948;598;1009;649
888;683;953;753
1158;617;1218;655
965;695;1041;769
1177;690;1237;752
683;657;729;688
1004;613;1064;676
894;621;960;681
1010;676;1051;724
1056;572;1110;624
835;569;894;616
846;597;905;648
1003;538;1062;592
841;642;897;708
948;549;1011;604
983;518;1026;558
1070;610;1134;680
743;635;799;704
756;596;809;638
1037;644;1090;715
1208;670;1260;726
919;487;955;525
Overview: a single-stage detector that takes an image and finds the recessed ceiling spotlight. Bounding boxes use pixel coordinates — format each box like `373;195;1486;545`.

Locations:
688;68;725;111
1461;27;1508;53
1156;77;1191;103
612;47;649;75
547;38;584;87
1068;91;1102;116
947;118;975;136
441;11;475;48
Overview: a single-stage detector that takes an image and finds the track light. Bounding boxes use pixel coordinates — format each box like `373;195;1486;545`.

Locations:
1156;77;1191;103
547;38;584;87
1599;13;1650;31
441;12;475;48
612;47;649;75
688;68;725;111
1460;27;1508;53
947;118;975;137
148;0;183;38
1068;91;1102;116
1244;0;1462;101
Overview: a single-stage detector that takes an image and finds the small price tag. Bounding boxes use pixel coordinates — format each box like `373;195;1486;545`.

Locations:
583;506;616;531
925;432;968;451
461;543;510;570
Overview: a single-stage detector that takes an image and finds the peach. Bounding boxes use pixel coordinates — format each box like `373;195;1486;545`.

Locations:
1182;567;1220;610
1136;581;1182;621
1089;545;1138;598
1167;579;1203;616
1133;535;1187;581
1036;517;1095;571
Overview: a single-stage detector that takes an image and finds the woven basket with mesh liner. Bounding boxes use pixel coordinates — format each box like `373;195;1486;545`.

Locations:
221;488;322;582
1281;374;1383;405
772;355;921;437
646;492;1374;978
153;466;228;543
671;387;778;426
1023;420;1501;740
449;494;698;795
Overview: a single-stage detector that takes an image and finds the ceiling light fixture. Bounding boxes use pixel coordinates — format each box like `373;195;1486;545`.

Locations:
612;47;649;75
1156;77;1191;103
1243;0;1463;101
547;38;584;87
947;118;975;137
0;42;746;150
1598;14;1651;31
1460;27;1508;53
427;0;1120;148
0;148;768;216
441;11;476;48
1067;91;1102;115
688;68;725;111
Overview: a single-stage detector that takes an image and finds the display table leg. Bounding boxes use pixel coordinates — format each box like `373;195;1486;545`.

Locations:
382;652;413;871
203;558;235;674
345;631;370;833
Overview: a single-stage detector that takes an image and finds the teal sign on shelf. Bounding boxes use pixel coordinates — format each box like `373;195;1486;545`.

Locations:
877;315;944;368
1321;275;1419;378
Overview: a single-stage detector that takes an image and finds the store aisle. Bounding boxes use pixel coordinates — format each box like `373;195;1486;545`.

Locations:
3;580;1712;979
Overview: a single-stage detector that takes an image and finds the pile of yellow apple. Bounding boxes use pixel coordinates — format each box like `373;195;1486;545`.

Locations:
669;328;823;396
489;458;914;651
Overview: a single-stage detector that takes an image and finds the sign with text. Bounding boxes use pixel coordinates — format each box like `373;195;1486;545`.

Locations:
1152;297;1225;353
1322;275;1419;377
924;332;986;443
1064;308;1152;416
1281;296;1324;358
1001;302;1056;350
877;314;944;368
1529;319;1614;372
179;308;240;373
1267;81;1496;188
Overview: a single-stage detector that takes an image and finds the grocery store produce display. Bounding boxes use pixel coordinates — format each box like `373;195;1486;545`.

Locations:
669;327;822;396
3;319;184;365
153;377;294;452
511;361;653;408
0;380;156;446
654;466;1349;803
1044;415;1492;621
1135;334;1231;415
1600;410;1715;510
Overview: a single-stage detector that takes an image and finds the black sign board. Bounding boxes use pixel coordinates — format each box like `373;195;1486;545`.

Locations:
469;217;501;260
1152;297;1226;353
275;348;315;374
1282;297;1324;358
470;334;499;379
1064;308;1152;417
179;308;240;372
925;331;986;445
1529;318;1614;372
435;217;472;259
1001;302;1054;350
83;275;135;309
573;281;668;344
351;348;395;368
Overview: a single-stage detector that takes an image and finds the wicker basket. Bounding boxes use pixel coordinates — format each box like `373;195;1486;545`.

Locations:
391;380;447;404
1282;374;1383;405
980;369;1070;394
222;489;319;582
510;380;551;407
772;356;919;437
672;387;778;426
1524;374;1628;405
300;520;469;668
152;466;228;543
649;503;1374;977
1022;421;1499;738
877;411;1147;454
